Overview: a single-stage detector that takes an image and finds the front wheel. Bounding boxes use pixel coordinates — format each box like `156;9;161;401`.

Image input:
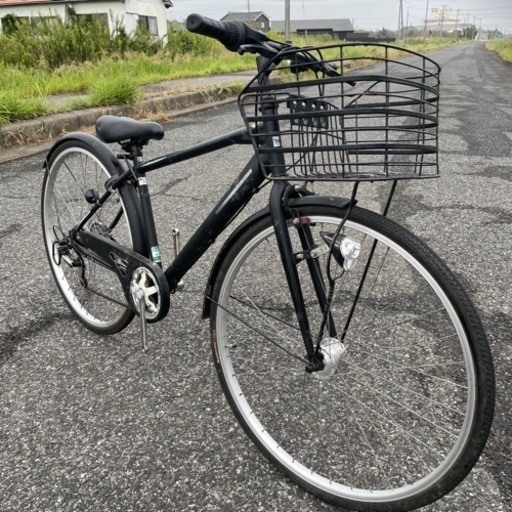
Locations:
209;204;494;512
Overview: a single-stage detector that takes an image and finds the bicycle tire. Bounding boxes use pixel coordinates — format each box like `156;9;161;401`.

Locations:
41;139;142;334
209;203;494;512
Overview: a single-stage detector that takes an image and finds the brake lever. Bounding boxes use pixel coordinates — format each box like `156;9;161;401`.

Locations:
323;63;356;86
238;43;279;59
239;44;356;87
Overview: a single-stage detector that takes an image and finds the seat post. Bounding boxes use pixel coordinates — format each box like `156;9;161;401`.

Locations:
121;140;144;161
126;142;162;267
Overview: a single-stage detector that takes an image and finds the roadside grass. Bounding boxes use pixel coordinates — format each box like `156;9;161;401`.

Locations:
486;39;512;63
0;35;460;124
0;90;49;126
0;50;255;97
90;73;140;106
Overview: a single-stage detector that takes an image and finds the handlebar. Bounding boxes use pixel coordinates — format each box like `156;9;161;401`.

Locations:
186;13;269;52
186;13;343;80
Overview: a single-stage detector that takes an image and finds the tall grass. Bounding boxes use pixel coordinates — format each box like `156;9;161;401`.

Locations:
90;73;140;106
0;90;49;126
0;9;163;69
486;39;512;63
0;16;461;123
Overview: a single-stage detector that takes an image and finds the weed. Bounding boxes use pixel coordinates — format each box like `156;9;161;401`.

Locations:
0;91;49;124
89;74;140;106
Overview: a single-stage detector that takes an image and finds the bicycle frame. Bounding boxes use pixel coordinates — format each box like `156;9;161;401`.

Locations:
141;140;262;290
71;56;345;366
120;126;323;361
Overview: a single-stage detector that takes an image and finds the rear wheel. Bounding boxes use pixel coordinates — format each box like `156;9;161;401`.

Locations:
209;204;494;511
41;140;141;334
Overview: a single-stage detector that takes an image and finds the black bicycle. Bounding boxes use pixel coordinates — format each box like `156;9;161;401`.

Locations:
41;14;495;512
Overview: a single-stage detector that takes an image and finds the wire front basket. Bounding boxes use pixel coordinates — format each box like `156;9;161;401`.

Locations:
239;43;440;181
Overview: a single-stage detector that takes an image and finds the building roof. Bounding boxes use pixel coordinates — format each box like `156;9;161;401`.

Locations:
273;19;354;32
0;0;49;4
221;11;268;22
0;0;173;7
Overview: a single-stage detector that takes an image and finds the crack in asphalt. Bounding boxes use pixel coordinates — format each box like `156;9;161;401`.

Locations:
153;177;188;197
473;166;512;183
438;204;512;225
0;311;70;365
0;223;23;249
0;223;23;240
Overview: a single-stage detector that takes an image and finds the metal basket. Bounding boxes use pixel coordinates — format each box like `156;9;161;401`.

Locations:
239;43;440;181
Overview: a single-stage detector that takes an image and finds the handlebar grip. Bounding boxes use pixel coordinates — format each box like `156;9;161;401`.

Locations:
186;14;247;51
186;13;268;52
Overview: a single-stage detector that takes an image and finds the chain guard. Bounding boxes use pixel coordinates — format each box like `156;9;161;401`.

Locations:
72;231;170;323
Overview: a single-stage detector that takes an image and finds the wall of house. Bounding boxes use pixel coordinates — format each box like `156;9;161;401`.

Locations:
0;0;168;38
255;15;270;32
69;2;126;33
0;3;67;23
125;0;167;39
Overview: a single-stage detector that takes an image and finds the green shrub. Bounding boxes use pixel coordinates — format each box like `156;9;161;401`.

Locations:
0;10;168;70
0;15;109;68
166;27;222;58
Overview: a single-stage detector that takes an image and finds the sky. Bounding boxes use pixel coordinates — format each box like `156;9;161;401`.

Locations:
168;0;512;33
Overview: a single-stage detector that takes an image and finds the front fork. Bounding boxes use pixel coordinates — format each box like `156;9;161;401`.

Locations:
269;181;329;372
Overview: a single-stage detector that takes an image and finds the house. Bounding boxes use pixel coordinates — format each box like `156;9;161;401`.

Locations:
221;11;270;32
272;19;354;40
0;0;173;38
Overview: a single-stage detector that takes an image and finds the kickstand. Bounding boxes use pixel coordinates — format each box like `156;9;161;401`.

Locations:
136;289;148;352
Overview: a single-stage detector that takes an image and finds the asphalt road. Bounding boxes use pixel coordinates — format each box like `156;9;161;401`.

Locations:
0;42;511;511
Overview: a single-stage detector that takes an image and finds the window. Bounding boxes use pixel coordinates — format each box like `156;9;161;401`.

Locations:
138;15;158;36
2;14;60;34
1;14;29;34
74;13;109;29
31;16;59;27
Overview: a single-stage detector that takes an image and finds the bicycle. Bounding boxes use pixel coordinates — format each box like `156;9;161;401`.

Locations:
40;14;495;512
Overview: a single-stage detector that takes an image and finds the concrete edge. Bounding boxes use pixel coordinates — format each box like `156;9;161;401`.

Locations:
0;85;241;163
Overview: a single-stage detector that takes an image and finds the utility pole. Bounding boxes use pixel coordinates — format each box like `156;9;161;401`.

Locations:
285;0;291;41
439;5;446;38
397;0;404;41
423;0;430;43
454;8;459;36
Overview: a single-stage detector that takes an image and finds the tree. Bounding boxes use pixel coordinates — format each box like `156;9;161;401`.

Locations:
462;24;477;40
374;27;396;40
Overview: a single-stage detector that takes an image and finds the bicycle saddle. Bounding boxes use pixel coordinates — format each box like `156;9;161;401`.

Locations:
96;115;164;144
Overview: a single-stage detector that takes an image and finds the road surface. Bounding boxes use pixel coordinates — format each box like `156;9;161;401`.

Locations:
0;42;510;511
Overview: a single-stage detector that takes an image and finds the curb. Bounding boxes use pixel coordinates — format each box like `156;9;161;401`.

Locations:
0;86;241;153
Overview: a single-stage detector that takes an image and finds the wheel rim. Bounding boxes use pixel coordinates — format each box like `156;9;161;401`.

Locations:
42;147;132;329
214;214;477;504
